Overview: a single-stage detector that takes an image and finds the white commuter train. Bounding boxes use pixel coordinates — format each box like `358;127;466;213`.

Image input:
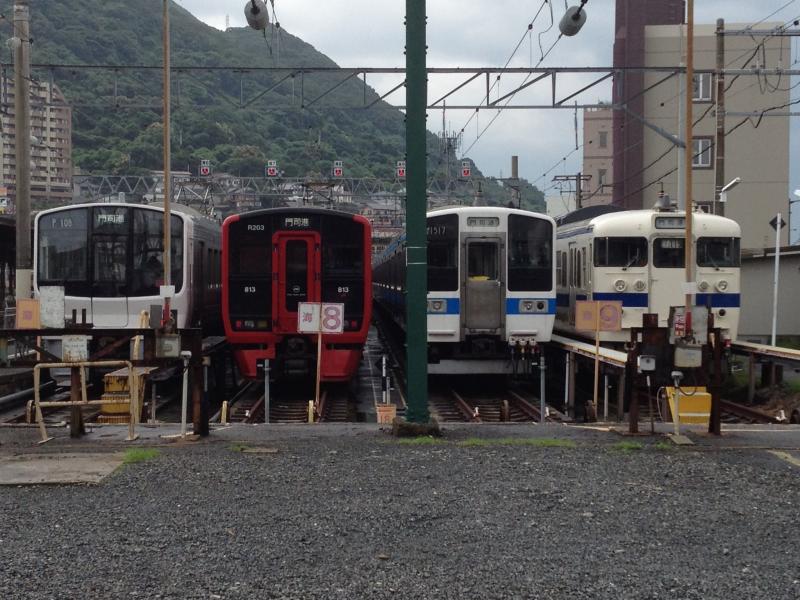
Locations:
34;202;221;336
555;204;741;343
374;206;556;374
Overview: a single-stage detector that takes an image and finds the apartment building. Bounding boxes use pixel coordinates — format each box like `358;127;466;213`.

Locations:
0;74;72;209
581;106;614;207
642;23;790;249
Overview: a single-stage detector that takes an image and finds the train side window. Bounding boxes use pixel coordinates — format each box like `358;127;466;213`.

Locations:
696;237;740;268
561;252;567;287
556;251;562;287
594;237;648;268
653;238;685;268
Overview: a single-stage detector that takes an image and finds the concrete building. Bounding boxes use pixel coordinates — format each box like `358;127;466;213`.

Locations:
612;0;686;209
581;106;614;207
642;23;790;249
739;247;800;343
0;75;72;209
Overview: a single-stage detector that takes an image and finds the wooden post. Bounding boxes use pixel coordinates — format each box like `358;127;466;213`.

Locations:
315;332;323;410
593;304;600;412
69;366;85;438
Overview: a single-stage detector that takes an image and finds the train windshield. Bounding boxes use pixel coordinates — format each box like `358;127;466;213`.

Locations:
653;238;685;268
697;237;740;268
37;206;183;297
507;215;552;291
427;214;458;291
594;237;648;268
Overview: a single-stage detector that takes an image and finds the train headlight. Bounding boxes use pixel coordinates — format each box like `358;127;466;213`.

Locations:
715;280;729;292
698;280;709;292
614;279;627;292
427;299;447;313
519;300;549;313
633;279;646;292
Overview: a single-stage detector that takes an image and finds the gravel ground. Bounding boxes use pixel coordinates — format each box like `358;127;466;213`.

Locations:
1;428;798;599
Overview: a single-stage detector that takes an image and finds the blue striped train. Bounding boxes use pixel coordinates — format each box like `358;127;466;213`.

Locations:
373;206;557;374
555;202;741;344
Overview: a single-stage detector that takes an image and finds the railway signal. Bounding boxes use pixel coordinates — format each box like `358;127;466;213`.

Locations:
461;161;471;178
396;160;406;178
266;159;278;177
332;160;344;178
199;159;211;177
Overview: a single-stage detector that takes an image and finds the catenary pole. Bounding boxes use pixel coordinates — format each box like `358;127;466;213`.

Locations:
13;0;32;303
683;0;695;328
714;18;725;217
162;0;172;326
405;0;430;423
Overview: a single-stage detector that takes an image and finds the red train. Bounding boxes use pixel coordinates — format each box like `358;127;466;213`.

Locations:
222;208;372;381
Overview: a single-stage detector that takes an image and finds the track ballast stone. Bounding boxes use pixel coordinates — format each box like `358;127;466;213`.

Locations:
0;432;798;599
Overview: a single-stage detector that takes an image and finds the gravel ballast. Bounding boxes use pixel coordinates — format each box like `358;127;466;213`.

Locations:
0;427;798;599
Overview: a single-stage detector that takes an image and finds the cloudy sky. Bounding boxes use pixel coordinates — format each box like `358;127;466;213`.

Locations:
175;0;799;226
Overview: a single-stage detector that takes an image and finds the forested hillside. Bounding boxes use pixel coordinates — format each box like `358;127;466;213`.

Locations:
0;0;543;208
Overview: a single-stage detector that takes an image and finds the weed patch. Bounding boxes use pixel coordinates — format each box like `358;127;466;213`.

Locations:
122;448;160;465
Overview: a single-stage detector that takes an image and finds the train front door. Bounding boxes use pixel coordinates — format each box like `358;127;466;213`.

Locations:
463;238;503;332
273;233;321;333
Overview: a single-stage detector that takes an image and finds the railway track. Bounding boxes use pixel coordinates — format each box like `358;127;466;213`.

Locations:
428;378;556;423
225;380;355;424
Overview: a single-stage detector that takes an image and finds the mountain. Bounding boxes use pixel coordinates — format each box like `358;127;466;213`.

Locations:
0;0;544;209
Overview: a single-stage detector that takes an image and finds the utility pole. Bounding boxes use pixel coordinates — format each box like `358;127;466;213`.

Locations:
510;155;520;209
683;0;695;326
13;0;32;303
405;0;429;423
714;18;725;217
162;0;172;326
552;173;591;211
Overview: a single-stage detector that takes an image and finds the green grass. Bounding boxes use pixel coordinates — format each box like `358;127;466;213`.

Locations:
612;441;644;453
396;436;444;446
458;437;577;448
229;443;250;453
653;441;674;451
122;448;160;465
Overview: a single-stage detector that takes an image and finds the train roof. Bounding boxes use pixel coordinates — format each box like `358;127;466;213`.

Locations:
429;205;554;222
558;207;742;237
34;201;210;220
229;207;362;220
555;204;626;227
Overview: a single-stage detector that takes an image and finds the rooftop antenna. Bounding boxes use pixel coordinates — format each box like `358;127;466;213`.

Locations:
225;14;230;30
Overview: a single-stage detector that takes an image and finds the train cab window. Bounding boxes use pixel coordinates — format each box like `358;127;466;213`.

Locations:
130;209;183;297
37;208;89;288
697;237;740;268
468;243;498;280
653;238;685;268
427;214;458;291
508;215;552;291
594;237;648;268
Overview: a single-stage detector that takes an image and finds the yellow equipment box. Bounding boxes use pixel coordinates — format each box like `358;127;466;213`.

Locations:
665;386;711;425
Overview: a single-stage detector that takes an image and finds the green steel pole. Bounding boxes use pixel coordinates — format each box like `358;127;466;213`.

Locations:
405;0;430;423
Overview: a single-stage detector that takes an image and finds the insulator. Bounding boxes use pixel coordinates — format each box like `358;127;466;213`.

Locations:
244;0;269;31
559;6;587;37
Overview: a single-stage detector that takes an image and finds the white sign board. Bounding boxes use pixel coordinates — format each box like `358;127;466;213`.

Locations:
62;335;89;362
39;286;65;328
297;303;321;333
297;303;345;334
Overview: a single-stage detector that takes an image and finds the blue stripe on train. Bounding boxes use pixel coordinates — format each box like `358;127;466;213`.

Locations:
695;293;740;308
592;292;650;307
506;298;557;315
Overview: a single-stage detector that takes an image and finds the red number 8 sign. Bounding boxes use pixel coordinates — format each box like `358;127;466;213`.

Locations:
321;303;344;333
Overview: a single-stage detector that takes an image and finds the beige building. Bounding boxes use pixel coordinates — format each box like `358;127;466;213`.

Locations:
581;106;614;207
0;75;72;209
643;23;789;249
